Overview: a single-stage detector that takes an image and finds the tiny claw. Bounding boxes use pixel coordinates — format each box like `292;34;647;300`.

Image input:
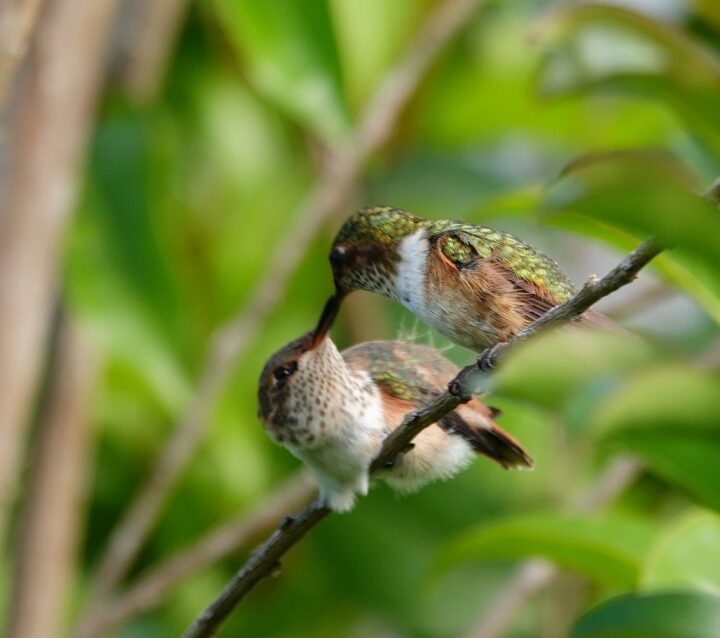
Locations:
401;442;415;455
477;342;507;371
449;366;476;400
270;561;283;578
383;443;415;469
448;378;465;397
280;515;295;531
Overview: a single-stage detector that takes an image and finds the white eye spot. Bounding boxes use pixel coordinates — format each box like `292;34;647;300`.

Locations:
330;245;347;267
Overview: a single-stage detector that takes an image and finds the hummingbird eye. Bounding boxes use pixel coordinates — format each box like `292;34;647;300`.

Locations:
329;245;347;267
273;361;298;381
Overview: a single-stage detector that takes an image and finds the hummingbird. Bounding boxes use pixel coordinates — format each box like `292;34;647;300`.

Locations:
325;206;608;352
257;318;532;512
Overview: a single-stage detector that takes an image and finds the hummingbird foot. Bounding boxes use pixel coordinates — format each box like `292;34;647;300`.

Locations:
477;342;509;371
280;515;295;531
381;442;415;469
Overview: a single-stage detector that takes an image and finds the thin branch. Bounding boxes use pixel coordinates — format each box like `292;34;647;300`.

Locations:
602;280;672;321
466;559;556;638
78;0;488;620
464;456;642;638
183;502;332;638
73;472;315;638
0;0;120;564
0;0;46;110
6;316;97;638
476;239;664;370
113;0;189;103
182;238;661;638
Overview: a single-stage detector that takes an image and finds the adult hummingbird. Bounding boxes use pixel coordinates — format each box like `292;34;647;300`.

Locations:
325;206;607;352
257;320;532;512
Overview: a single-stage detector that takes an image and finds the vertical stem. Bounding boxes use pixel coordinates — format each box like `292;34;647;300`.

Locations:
0;0;119;557
6;316;98;638
0;0;46;109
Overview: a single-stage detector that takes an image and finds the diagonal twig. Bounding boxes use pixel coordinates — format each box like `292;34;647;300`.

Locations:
464;456;642;638
6;314;98;638
182;236;663;638
0;0;121;570
73;472;315;638
475;239;664;370
77;0;488;625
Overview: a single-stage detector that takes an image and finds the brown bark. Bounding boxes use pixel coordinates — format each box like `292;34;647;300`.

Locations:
0;0;119;558
6;318;98;638
114;0;190;103
0;0;46;109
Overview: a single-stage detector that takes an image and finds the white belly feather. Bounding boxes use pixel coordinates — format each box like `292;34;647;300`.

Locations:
395;229;429;318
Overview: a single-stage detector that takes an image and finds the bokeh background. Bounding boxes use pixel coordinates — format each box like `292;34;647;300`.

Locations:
2;0;720;637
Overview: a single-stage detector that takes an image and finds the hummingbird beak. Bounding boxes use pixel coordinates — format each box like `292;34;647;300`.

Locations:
309;293;343;349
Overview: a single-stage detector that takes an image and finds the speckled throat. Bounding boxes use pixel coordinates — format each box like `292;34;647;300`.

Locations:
259;337;377;449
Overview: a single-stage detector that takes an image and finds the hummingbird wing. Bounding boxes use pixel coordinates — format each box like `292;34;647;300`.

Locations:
431;227;575;323
342;341;532;469
432;227;624;334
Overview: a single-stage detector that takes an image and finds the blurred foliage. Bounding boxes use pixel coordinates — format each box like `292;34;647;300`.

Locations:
33;0;720;636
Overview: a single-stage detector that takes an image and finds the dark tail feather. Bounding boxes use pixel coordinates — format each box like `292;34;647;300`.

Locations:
439;411;533;470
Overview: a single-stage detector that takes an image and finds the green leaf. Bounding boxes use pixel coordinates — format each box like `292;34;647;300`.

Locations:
541;150;720;322
569;591;720;638
538;209;720;324
612;430;720;513
214;0;349;141
591;366;720;436
642;509;720;595
592;366;720;511
436;514;655;588
534;4;720;80
533;3;720;153
495;329;654;409
329;0;432;112
545;150;720;262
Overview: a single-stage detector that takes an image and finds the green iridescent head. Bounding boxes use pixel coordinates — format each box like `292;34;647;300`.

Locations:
330;206;427;294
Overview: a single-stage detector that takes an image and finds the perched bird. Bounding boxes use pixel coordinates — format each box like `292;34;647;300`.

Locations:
326;206;608;352
257;318;532;512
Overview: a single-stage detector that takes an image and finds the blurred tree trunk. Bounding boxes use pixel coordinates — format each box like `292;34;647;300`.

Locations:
6;315;97;638
113;0;189;103
0;0;46;109
0;0;119;557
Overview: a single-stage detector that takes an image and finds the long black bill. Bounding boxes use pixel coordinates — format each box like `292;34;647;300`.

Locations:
309;293;343;349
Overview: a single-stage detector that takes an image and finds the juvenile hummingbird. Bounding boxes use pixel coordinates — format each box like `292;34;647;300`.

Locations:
325;206;607;352
257;318;532;512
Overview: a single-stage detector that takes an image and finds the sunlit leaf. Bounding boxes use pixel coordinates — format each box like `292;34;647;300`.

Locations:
591;366;720;435
533;3;720;152
569;591;720;638
611;430;720;513
541;150;720;321
534;4;720;80
214;0;349;141
540;210;720;323
329;0;432;112
495;329;654;409
696;0;720;33
642;509;720;595
436;514;655;588
592;366;720;511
